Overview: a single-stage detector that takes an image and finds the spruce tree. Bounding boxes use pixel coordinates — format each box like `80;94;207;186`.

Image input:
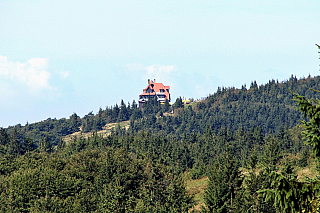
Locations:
204;146;243;213
24;137;36;152
260;46;320;212
8;128;21;156
174;97;183;109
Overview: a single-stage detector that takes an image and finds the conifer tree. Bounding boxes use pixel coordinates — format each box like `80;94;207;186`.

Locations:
174;97;183;109
24;137;36;152
57;138;66;151
39;135;53;153
69;112;81;132
260;45;320;212
8;128;21;156
204;146;243;213
0;128;9;146
118;99;128;121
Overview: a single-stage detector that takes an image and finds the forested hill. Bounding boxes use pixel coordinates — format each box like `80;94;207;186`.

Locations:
1;75;320;212
131;75;320;135
2;75;320;146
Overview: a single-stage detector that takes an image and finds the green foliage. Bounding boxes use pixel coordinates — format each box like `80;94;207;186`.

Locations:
2;75;320;212
174;97;184;109
258;79;320;212
242;158;276;213
38;134;53;153
204;147;243;213
298;149;310;167
260;172;319;213
3;75;320;154
0;128;10;146
23;137;36;153
293;90;320;158
0;145;193;212
131;76;320;138
261;135;282;171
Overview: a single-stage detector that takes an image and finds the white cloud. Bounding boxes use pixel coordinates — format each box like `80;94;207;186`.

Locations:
58;70;70;79
0;55;51;94
125;63;177;85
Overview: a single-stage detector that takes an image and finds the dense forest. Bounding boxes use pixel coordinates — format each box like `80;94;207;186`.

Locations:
1;75;320;212
4;75;320;146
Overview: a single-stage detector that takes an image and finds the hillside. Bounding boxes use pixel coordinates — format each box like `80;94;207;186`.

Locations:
1;75;320;212
62;121;130;144
130;75;320;136
3;75;320;148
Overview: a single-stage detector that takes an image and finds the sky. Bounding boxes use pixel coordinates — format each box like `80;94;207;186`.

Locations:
0;0;319;127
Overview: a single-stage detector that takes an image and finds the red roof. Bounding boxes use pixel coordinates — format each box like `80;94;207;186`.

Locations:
139;80;170;101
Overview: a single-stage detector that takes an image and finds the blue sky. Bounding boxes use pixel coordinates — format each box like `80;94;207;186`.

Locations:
0;0;319;127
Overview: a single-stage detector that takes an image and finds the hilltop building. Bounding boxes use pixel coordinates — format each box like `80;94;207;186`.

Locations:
139;79;171;108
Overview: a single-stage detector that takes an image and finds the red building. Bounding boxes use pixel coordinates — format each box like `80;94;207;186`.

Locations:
139;79;171;108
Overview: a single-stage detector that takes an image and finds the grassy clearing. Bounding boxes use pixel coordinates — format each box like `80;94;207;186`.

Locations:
184;101;197;108
62;120;130;144
186;176;208;212
184;161;318;212
296;158;319;181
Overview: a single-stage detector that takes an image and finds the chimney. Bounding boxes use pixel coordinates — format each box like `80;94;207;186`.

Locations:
148;79;150;85
154;79;156;83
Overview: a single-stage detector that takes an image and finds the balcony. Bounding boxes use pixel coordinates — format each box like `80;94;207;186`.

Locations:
157;98;166;102
156;92;165;95
139;98;148;102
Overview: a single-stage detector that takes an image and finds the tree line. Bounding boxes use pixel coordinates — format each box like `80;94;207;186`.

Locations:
1;74;320;212
0;111;312;212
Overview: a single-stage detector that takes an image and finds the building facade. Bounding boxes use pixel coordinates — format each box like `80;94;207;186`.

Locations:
138;79;170;108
